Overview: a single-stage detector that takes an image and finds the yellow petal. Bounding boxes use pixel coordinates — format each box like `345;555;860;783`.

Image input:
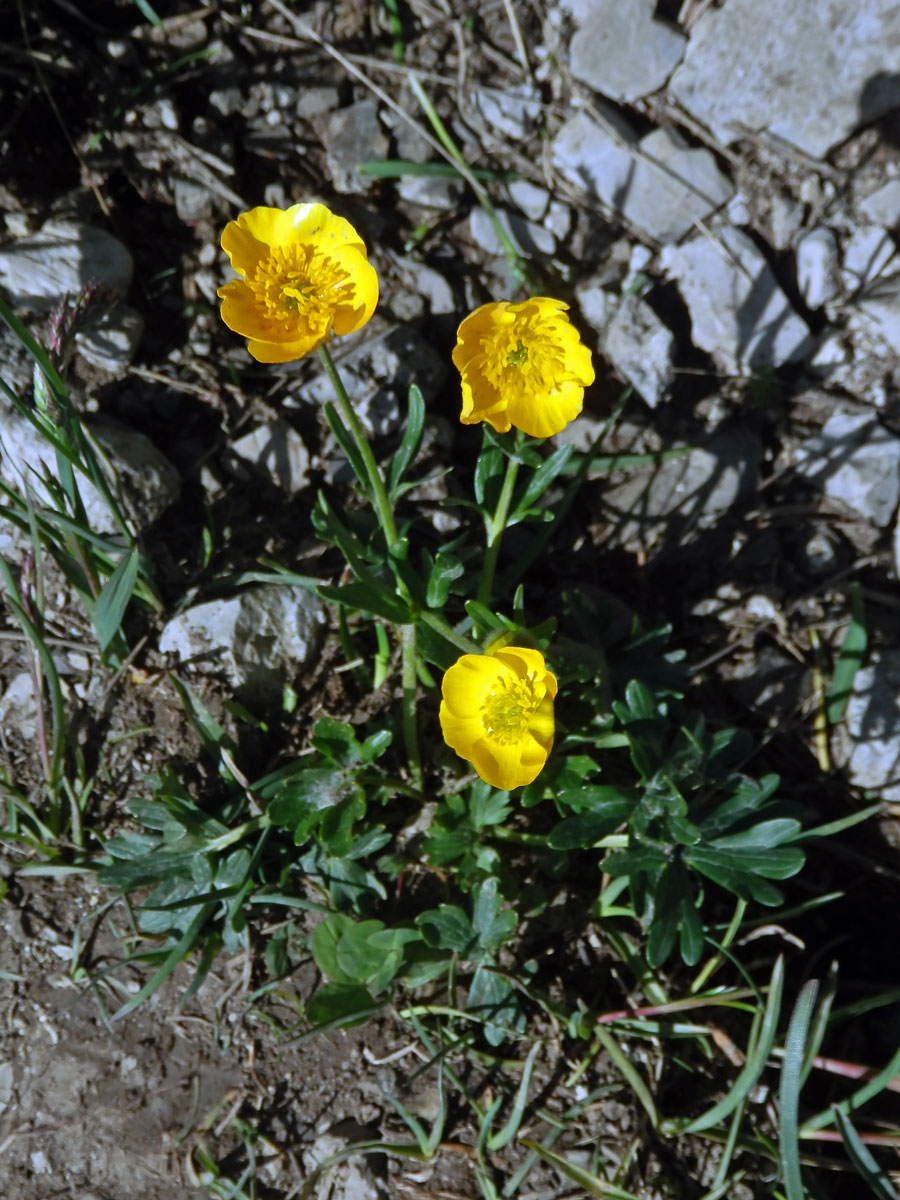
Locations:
221;208;282;275
472;736;545;790
328;246;379;335
441;654;503;719
506;380;584;438
217;279;273;339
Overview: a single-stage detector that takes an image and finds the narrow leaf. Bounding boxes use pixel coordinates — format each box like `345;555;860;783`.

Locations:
94;547;139;652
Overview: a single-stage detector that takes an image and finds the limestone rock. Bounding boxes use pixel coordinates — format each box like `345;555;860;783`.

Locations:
569;0;686;102
669;0;900;159
0;218;133;309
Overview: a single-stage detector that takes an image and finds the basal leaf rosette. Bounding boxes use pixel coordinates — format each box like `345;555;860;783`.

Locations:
218;202;378;363
452;298;595;438
439;646;557;790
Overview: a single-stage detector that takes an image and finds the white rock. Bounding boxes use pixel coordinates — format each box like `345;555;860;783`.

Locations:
794;411;900;527
569;0;686;102
770;193;805;250
0;412;179;532
807;331;850;377
575;280;615;332
661;226;813;373
553;112;733;243
507;179;549;222
839;652;900;800
231;419;310;493
546;200;572;241
795;229;840;309
601;430;761;550
159;586;326;700
669;0;900;159
472;85;542;140
0;671;37;740
603;293;674;408
75;303;144;372
842;226;897;292
397;175;462;211
0;218;133;309
469;206;555;257
859;179;900;227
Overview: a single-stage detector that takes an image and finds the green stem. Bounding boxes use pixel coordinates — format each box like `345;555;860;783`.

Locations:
477;452;520;609
400;623;423;790
318;344;423;784
317;343;399;550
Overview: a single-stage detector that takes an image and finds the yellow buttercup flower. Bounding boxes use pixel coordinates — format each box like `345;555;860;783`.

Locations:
217;202;378;363
439;646;557;790
451;298;594;438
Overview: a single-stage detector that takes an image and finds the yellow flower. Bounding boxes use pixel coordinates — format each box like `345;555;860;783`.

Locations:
217;202;378;363
451;298;595;438
439;646;557;790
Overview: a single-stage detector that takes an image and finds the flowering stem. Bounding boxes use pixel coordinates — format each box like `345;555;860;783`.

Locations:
317;344;423;785
477;452;520;610
317;344;399;550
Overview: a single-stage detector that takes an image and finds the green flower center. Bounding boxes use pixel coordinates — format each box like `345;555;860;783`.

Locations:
506;339;529;367
481;675;538;745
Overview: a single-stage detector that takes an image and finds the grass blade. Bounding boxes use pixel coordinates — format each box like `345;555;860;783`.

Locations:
833;1106;899;1200
683;955;784;1133
826;581;866;725
94;546;139;652
779;978;818;1200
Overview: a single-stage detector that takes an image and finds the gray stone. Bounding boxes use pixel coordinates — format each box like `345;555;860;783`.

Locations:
322;102;389;194
209;86;242;117
507;179;549;222
397;175;463;211
795;229;840;309
601;429;762;550
472;85;542;140
296;87;340;120
0;672;37;740
546;200;572;241
391;256;455;315
859;179;900;227
660;226;814;373
292;326;446;438
602;292;674;408
569;0;686;102
854;272;900;349
770;193;805;250
302;1132;384;1200
159;586;326;701
0;412;179;532
552;112;733;242
669;0;900;159
842;226;897;292
837;652;900;800
174;177;216;222
0;218;133;309
794;411;900;527
469;206;555;257
75;303;144;372
231;419;310;493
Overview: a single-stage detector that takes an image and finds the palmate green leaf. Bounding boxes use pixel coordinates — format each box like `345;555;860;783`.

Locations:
603;846;668;877
472;877;517;951
469;779;511;829
685;847;793;905
555;783;638;815
312;914;387;985
306;981;376;1027
646;858;703;967
711;818;803;851
426;549;466;608
467;964;521;1046
416;904;476;955
697;774;782;837
548;801;635;850
691;841;805;880
267;767;360;845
